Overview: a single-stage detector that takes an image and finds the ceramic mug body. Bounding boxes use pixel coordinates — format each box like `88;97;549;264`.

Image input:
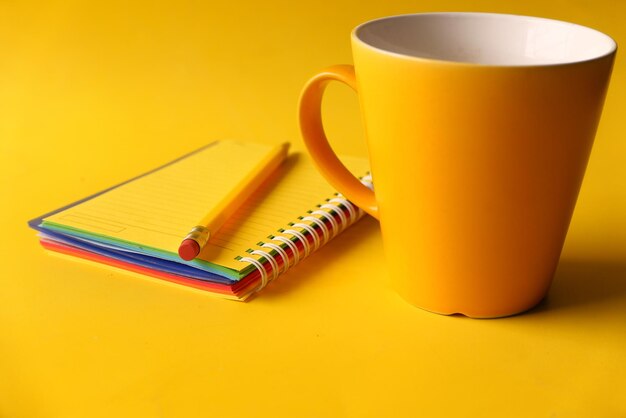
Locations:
299;13;616;318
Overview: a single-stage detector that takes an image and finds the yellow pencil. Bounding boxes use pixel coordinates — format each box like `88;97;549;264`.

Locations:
178;142;290;261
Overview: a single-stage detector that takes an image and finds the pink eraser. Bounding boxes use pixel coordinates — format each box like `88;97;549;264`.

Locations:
178;239;200;261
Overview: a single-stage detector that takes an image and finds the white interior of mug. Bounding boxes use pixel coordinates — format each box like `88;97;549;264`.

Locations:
354;13;616;66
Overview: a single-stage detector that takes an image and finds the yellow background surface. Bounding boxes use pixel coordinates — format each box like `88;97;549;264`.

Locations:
1;1;625;417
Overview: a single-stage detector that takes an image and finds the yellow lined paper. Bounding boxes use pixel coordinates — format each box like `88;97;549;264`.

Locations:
42;141;370;272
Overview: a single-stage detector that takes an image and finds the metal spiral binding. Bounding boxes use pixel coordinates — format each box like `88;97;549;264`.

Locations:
238;174;373;293
302;215;330;243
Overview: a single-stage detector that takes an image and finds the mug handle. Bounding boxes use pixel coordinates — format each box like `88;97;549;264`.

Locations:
298;64;379;220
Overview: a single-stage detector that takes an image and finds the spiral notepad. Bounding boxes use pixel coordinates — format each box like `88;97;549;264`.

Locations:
29;140;371;300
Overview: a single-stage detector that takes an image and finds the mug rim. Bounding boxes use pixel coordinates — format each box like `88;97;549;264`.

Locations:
351;12;617;68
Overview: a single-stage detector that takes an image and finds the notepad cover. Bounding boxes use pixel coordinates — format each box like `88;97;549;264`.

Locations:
29;141;370;298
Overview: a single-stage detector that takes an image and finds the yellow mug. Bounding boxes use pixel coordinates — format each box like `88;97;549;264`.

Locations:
299;13;616;318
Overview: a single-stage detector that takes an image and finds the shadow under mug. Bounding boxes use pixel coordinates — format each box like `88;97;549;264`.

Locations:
298;13;617;318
